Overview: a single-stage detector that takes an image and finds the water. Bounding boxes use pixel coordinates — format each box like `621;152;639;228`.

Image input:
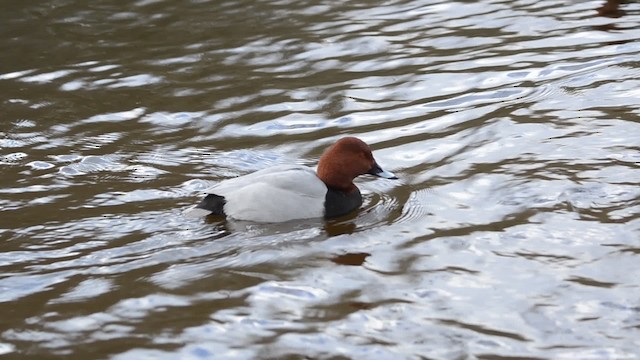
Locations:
1;0;639;359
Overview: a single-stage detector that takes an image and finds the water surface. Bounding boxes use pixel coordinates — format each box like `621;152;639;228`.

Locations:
1;0;639;359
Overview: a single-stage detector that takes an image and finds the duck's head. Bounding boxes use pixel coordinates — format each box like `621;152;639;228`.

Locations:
317;137;397;192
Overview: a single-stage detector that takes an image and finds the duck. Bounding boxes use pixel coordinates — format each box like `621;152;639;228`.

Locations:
187;137;397;222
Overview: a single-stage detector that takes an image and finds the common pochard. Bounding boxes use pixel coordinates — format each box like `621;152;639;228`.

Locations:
188;137;397;222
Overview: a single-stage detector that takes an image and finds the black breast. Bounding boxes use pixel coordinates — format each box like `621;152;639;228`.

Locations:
195;194;226;216
324;187;363;218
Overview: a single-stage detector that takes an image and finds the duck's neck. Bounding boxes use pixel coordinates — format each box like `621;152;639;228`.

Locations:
326;182;358;193
317;165;357;193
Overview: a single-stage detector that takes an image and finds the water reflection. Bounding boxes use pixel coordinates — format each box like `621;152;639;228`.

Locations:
594;0;635;31
331;252;370;266
597;0;628;18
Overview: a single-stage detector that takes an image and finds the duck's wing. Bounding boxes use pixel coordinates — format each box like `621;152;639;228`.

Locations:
204;165;321;196
204;165;328;222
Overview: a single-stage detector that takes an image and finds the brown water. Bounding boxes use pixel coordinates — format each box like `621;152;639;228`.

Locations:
1;0;640;359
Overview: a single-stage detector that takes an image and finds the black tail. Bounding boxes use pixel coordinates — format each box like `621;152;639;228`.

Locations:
196;194;226;216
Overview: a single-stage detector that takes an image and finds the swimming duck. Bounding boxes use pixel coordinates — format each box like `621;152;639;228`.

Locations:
188;137;397;222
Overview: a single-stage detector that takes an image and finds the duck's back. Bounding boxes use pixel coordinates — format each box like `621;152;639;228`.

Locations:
205;165;327;222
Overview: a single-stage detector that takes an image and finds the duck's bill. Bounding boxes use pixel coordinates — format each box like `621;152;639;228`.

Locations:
368;162;398;179
376;168;397;179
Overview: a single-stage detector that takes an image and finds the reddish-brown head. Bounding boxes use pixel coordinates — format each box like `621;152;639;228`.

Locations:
317;137;396;192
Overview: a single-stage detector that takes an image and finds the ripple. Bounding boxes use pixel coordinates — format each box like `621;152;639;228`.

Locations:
51;278;114;303
251;281;327;301
0;152;28;165
26;161;55;170
394;188;433;224
19;69;75;83
0;343;15;356
81;108;146;123
140;111;203;127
